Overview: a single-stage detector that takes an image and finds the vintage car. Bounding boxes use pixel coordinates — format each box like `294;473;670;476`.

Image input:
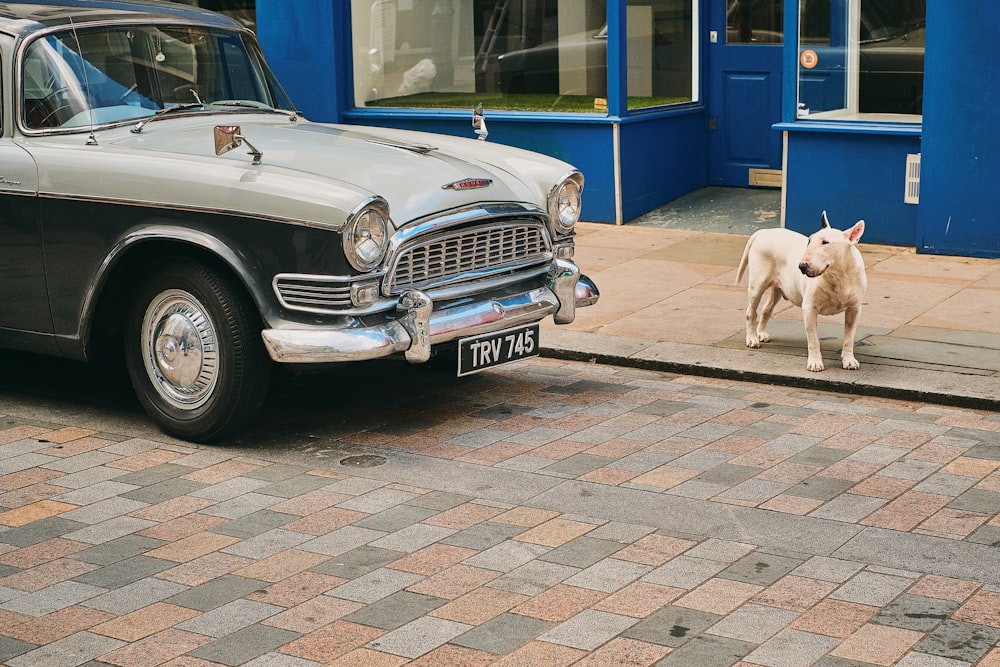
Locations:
0;1;599;442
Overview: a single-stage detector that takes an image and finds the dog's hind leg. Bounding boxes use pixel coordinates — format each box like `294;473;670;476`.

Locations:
841;304;862;370
745;284;766;348
756;286;780;343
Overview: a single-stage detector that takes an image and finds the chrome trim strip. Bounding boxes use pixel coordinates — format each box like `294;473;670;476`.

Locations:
37;192;342;231
261;274;599;364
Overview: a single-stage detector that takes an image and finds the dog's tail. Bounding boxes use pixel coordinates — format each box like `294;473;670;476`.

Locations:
735;232;756;285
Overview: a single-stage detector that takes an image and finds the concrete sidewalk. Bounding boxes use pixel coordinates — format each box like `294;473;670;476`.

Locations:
542;212;1000;412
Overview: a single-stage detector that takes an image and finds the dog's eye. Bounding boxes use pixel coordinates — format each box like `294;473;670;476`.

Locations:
821;239;830;245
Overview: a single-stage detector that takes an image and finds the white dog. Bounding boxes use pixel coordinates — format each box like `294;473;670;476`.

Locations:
735;212;867;372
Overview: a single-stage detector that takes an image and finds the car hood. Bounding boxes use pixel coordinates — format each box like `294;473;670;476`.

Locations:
103;115;573;229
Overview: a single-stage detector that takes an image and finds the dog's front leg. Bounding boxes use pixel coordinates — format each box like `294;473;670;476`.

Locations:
841;304;861;370
802;305;824;372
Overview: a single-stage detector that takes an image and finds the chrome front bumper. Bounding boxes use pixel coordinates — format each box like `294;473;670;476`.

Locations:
261;259;599;364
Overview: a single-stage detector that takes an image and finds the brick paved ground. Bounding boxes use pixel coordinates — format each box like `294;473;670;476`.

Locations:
0;358;997;666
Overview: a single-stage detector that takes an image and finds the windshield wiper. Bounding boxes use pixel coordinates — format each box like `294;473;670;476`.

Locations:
208;100;299;121
131;102;205;134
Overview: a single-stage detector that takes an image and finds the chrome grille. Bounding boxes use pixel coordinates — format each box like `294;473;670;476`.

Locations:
386;222;550;294
274;275;353;311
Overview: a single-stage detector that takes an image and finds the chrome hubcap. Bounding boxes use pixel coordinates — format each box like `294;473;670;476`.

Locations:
142;290;219;410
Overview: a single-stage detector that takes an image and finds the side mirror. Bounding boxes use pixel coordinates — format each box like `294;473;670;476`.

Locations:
214;125;262;165
214;125;242;156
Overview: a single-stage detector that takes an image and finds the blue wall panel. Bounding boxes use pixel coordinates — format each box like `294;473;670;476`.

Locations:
257;0;345;122
784;131;920;245
619;111;707;222
916;1;1000;258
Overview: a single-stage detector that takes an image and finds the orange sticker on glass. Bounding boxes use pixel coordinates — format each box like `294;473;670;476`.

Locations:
800;49;818;69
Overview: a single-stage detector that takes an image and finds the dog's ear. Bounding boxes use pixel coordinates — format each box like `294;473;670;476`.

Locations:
846;220;865;244
820;211;831;229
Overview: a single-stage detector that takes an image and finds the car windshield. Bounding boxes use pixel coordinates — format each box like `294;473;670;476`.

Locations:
22;24;295;131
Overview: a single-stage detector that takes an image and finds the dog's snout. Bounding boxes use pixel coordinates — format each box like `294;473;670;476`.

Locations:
798;262;811;275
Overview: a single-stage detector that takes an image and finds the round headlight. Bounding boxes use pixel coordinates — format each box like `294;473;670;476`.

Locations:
343;199;390;271
549;172;583;234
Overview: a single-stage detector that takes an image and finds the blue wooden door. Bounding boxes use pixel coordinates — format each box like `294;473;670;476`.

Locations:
707;0;784;186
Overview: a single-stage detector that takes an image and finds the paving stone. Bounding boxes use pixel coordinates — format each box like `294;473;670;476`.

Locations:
176;599;284;637
0;517;87;547
44;466;128;490
121;479;208;504
221;528;311;559
441;521;526;551
449;612;551;654
914;619;1000;663
585;521;656;544
243;463;311;482
745;628;842;667
786;476;856;501
83;577;187;614
488;560;579;597
562;558;652;593
849;445;910;465
810;494;889;523
210;510;297;538
693;464;760;487
539;609;638;650
947;489;1000;514
462;540;550;572
188;624;301;666
112;463;192;486
914;474;979;497
667;480;731;499
298;526;387;557
199;492;284;519
337;488;420;513
966;525;1000;547
624;605;722;647
327;568;424;603
73;555;175;589
719;478;791;504
42;451;120;474
0;636;36;663
405;491;473;511
706;603;798;643
962;442;1000;461
1;581;106;617
309;545;405;579
671;451;736;471
365;615;471;659
63;516;157;545
874;594;960;632
831;571;915;607
538;536;624;568
241;653;321;667
720;552;805;586
343;590;446;630
657;634;758;666
635;399;690;417
166;575;266;612
684;539;756;563
542;454;616;477
642;555;728;589
879;459;941;482
256;474;338;498
59;498;150;525
73;535;167;566
352;504;438;532
6;631;124;667
368;524;457;553
791;556;866;584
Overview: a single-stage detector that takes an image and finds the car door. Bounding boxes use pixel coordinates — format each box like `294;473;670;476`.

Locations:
0;134;52;347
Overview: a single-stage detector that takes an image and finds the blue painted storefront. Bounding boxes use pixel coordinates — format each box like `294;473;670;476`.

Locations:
257;1;1000;257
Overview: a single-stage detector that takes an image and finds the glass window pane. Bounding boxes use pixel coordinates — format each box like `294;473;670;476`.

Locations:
627;0;696;110
352;0;695;114
727;0;782;44
798;0;923;119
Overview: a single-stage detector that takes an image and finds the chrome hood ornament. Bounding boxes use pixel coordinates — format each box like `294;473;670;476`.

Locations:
472;103;488;141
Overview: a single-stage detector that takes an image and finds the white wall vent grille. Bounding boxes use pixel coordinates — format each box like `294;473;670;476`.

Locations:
904;153;921;205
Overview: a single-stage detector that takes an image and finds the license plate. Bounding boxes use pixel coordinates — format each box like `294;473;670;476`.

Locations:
457;324;540;376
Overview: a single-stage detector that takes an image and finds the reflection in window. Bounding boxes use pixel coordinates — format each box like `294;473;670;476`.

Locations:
727;0;782;44
351;0;695;114
798;0;924;119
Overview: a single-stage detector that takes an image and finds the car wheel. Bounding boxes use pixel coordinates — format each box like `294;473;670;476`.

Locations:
125;259;270;442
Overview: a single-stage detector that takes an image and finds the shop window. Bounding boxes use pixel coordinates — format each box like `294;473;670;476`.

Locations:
798;0;924;120
350;0;696;114
727;0;782;44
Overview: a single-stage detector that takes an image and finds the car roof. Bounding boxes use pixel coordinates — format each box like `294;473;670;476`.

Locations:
0;1;239;38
